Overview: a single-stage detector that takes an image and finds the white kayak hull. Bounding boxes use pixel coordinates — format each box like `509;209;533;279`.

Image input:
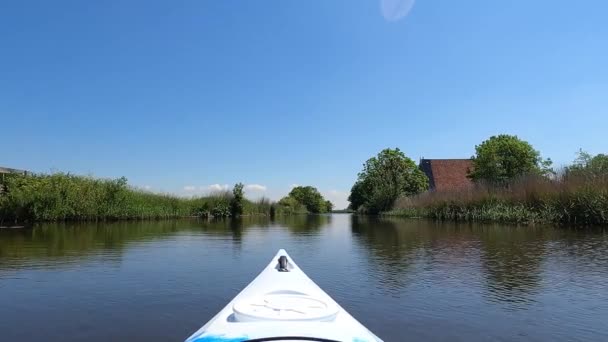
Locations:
185;249;383;342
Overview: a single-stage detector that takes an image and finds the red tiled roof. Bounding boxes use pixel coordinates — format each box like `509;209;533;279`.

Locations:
419;159;474;192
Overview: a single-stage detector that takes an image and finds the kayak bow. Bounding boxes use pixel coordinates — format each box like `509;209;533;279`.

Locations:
185;249;383;342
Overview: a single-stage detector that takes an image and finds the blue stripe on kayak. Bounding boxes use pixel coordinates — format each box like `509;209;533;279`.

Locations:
189;335;367;342
187;334;248;342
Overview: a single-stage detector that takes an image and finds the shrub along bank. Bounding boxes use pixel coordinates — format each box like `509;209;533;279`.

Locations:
388;173;608;226
0;173;275;224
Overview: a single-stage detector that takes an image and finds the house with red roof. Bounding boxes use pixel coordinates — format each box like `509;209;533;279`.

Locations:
419;159;474;192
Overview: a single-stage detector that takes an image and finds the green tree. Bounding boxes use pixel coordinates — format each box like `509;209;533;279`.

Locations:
325;200;334;212
288;186;328;213
278;195;300;208
347;181;366;210
230;183;244;217
587;154;608;174
568;149;608;177
277;195;308;215
349;148;429;213
468;135;553;183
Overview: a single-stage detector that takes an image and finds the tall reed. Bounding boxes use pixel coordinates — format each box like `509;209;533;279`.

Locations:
389;172;608;226
0;173;276;224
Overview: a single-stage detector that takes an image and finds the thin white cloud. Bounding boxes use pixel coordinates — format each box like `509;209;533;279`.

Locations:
183;185;197;192
380;0;416;22
205;184;230;192
143;185;152;190
245;184;267;192
245;184;268;192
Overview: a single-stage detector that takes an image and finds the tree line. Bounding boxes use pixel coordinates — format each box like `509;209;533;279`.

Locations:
0;173;333;224
277;186;333;215
348;134;608;221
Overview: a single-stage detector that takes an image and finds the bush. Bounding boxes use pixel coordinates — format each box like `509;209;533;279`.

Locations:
276;196;308;215
0;174;278;223
288;186;331;213
230;183;244;217
469;134;553;183
349;148;428;213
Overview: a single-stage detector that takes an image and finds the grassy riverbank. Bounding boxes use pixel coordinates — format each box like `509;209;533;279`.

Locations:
386;173;608;226
0;173;276;224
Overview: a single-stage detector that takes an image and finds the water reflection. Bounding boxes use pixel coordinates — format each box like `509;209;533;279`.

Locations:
477;226;547;308
0;220;180;258
191;215;332;241
278;214;332;233
350;217;554;309
196;218;246;239
0;220;186;272
0;217;584;311
1;216;607;341
0;216;334;272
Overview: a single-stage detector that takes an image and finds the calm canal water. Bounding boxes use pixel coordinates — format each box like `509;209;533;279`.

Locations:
1;215;607;341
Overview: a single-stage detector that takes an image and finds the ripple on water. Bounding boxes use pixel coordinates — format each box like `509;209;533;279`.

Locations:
1;218;607;341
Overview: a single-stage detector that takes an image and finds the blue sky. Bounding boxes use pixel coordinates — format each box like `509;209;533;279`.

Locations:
1;0;607;208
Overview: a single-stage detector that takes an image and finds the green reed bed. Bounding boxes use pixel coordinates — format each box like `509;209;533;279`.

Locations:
387;173;608;226
0;173;276;224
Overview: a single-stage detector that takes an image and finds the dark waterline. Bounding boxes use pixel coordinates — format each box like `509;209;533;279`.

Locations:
0;216;607;341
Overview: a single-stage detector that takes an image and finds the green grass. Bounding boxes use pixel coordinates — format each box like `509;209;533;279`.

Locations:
0;173;281;224
387;173;608;226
